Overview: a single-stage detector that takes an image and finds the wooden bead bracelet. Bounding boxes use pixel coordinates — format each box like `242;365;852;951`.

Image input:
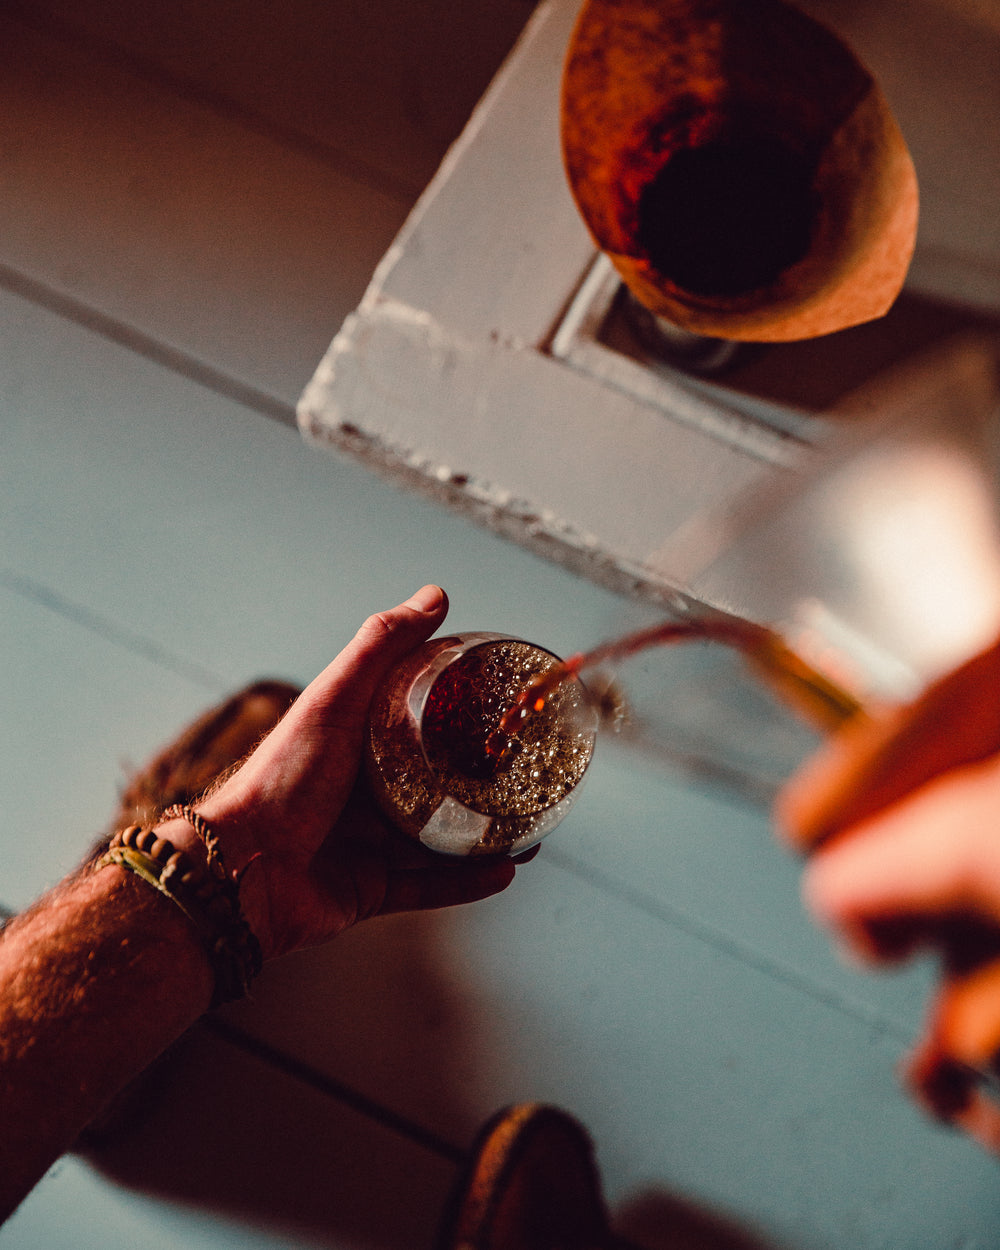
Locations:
97;817;262;1007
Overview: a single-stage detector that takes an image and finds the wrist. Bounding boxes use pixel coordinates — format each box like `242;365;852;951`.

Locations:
86;853;217;1010
152;806;273;964
100;812;264;1003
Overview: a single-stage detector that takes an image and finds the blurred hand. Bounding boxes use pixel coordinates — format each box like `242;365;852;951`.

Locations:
178;586;519;961
776;635;1000;1148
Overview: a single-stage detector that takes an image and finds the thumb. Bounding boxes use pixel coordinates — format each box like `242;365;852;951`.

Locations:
291;585;450;729
335;584;450;705
217;586;449;799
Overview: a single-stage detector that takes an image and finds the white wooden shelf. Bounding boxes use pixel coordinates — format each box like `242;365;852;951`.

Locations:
299;0;1000;698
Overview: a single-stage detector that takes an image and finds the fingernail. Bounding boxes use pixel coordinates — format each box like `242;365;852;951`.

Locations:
404;584;445;613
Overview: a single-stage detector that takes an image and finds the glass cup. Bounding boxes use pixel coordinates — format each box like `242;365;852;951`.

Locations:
365;632;598;856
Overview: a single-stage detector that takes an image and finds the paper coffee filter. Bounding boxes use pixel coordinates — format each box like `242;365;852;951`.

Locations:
561;0;919;342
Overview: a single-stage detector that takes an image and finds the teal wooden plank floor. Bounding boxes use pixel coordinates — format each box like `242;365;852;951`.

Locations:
2;3;1000;1247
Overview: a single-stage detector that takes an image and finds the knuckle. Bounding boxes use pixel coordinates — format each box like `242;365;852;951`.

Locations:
358;610;399;644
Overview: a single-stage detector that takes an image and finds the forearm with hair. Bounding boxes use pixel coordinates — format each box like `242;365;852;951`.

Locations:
0;862;213;1221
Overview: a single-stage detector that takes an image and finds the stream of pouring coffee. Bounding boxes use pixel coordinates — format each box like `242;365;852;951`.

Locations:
484;615;865;767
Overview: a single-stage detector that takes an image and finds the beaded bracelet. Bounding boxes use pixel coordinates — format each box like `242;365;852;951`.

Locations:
161;803;228;882
97;821;262;1007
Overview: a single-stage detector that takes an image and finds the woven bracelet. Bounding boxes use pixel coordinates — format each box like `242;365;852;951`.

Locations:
98;823;262;1007
161;803;227;881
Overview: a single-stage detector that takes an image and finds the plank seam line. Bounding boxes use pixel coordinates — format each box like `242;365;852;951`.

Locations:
201;1015;467;1164
0;261;297;427
544;844;915;1046
0;568;229;694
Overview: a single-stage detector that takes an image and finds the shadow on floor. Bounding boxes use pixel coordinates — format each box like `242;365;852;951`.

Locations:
75;838;785;1250
614;1189;784;1250
78;907;494;1246
79;1019;788;1250
79;1021;460;1249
